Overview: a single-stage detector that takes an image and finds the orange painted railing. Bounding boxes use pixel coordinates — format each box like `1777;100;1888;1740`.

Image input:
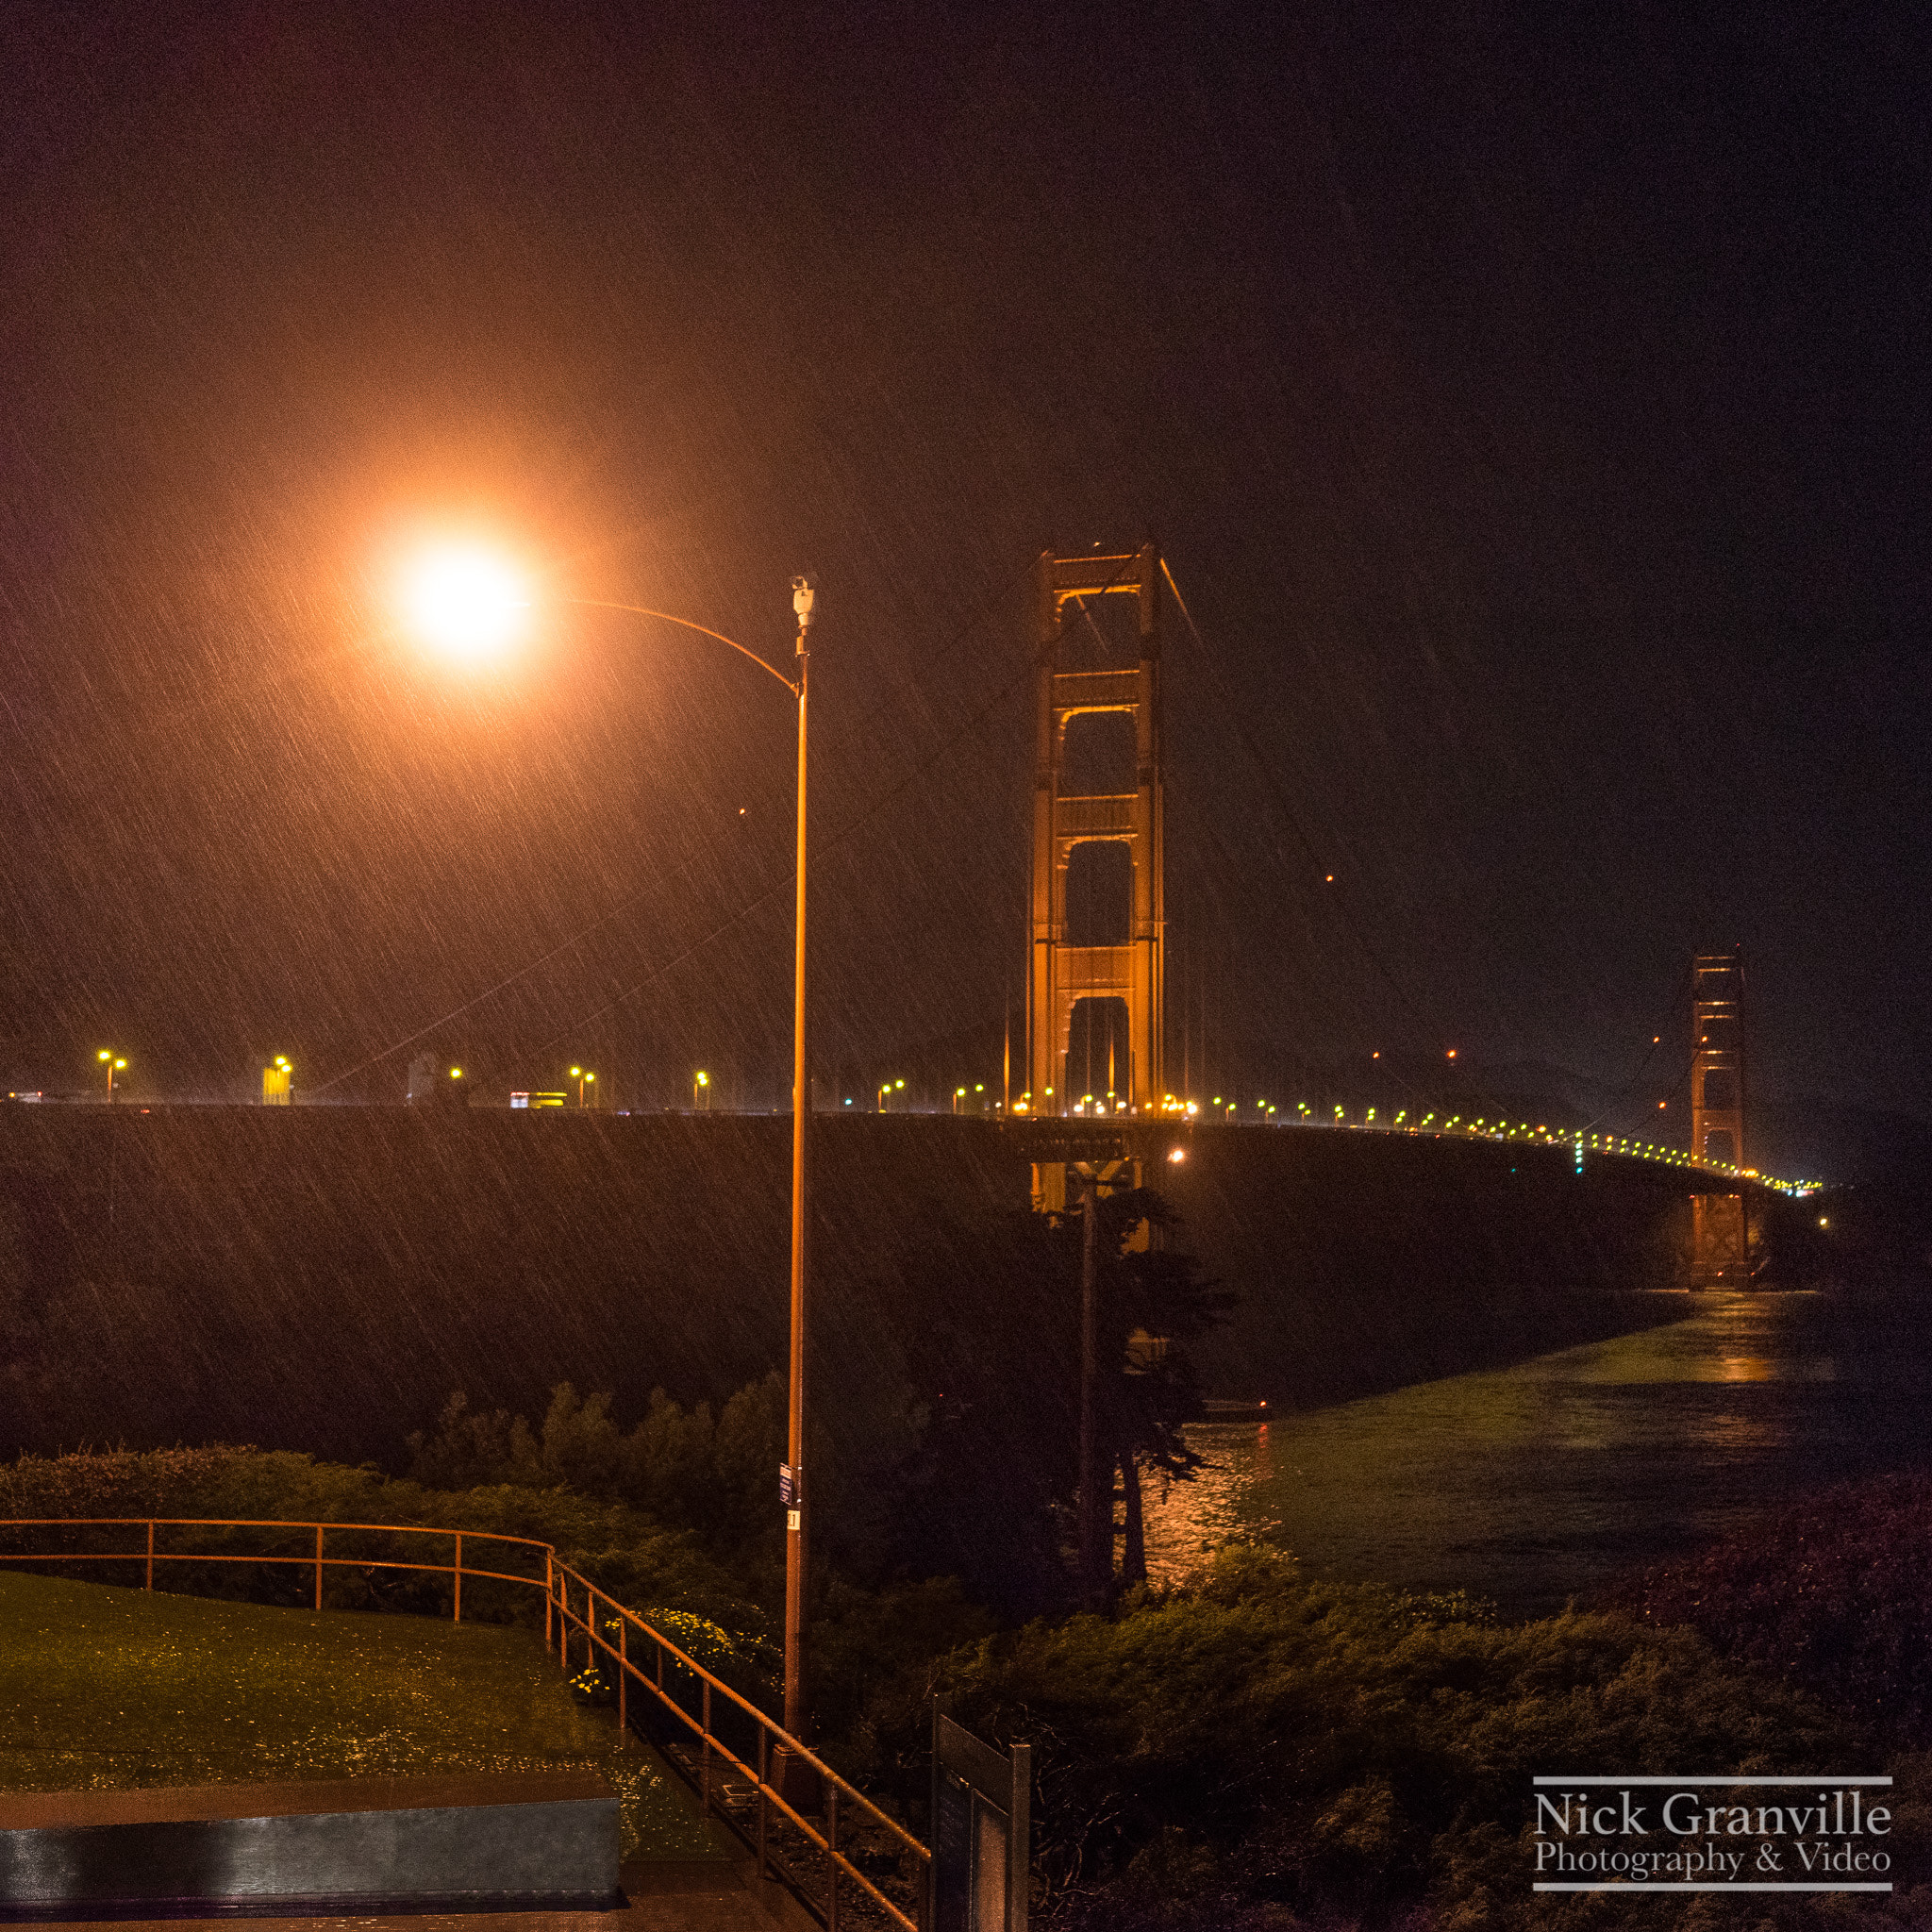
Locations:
0;1518;927;1930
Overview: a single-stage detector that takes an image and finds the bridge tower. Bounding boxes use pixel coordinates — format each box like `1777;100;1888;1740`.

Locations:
1690;947;1747;1280
1025;544;1165;1124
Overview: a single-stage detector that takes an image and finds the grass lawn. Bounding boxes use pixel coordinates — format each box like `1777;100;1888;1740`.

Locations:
0;1570;731;1861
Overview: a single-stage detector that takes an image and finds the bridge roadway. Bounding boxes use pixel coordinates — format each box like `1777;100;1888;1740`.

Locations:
995;1108;1815;1200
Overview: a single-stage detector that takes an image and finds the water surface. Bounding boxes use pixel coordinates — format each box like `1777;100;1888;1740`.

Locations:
1143;1291;1932;1615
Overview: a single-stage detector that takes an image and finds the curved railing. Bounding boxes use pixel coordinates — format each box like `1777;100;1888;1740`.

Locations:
0;1517;927;1930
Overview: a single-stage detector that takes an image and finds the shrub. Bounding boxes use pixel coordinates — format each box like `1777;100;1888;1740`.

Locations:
1603;1472;1932;1750
850;1546;1856;1929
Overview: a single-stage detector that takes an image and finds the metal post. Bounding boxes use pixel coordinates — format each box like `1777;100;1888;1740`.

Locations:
785;593;813;1748
144;1520;153;1592
545;1550;554;1650
758;1727;770;1879
618;1617;626;1735
1076;1166;1107;1607
1009;1742;1032;1932
702;1681;713;1813
314;1524;324;1612
453;1533;462;1623
827;1783;841;1932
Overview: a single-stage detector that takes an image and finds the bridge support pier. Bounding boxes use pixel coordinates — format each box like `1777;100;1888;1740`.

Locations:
1690;948;1749;1285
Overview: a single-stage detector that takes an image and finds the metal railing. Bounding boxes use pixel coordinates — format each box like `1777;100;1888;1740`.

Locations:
0;1517;929;1930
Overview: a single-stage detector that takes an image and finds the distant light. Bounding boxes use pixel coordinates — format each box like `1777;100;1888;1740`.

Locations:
449;1067;463;1079
1446;1049;1457;1059
1167;1147;1186;1163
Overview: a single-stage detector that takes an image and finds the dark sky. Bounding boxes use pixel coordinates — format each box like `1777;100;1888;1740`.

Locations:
2;2;1926;1138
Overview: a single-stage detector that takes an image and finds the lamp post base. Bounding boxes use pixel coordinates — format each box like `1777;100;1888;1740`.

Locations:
768;1747;823;1815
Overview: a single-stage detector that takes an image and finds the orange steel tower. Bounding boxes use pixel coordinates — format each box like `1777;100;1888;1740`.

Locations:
1025;544;1165;1121
1690;948;1747;1277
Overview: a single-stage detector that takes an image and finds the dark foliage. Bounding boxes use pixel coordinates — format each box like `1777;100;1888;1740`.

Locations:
879;1187;1227;1617
1603;1473;1932;1751
840;1545;1885;1930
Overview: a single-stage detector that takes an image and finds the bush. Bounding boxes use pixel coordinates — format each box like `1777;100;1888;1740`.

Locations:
407;1374;789;1586
1602;1472;1932;1750
849;1546;1858;1929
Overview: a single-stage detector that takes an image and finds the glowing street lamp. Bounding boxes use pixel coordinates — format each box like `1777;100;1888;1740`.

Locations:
570;1066;595;1108
693;1070;711;1111
404;552;820;1754
95;1049;127;1103
403;544;529;665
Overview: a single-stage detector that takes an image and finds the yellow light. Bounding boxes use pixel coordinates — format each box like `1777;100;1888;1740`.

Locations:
450;1067;463;1078
97;1049;110;1061
404;544;527;663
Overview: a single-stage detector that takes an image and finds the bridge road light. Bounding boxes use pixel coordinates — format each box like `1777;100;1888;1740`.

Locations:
693;1070;710;1111
406;549;821;1757
96;1050;127;1103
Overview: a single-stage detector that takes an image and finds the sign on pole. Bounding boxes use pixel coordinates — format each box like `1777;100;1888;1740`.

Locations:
930;1707;1029;1932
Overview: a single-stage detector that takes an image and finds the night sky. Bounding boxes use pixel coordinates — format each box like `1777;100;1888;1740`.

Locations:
3;4;1926;1154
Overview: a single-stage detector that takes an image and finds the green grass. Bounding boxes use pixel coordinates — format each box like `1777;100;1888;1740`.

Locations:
0;1570;732;1861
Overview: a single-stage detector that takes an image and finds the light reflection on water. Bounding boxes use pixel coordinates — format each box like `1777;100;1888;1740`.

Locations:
1143;1291;1932;1616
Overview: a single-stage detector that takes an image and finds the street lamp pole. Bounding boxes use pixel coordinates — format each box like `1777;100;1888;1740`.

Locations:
784;575;814;1744
570;580;817;1745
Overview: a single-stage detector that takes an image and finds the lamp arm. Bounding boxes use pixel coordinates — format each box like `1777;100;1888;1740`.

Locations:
566;600;801;694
